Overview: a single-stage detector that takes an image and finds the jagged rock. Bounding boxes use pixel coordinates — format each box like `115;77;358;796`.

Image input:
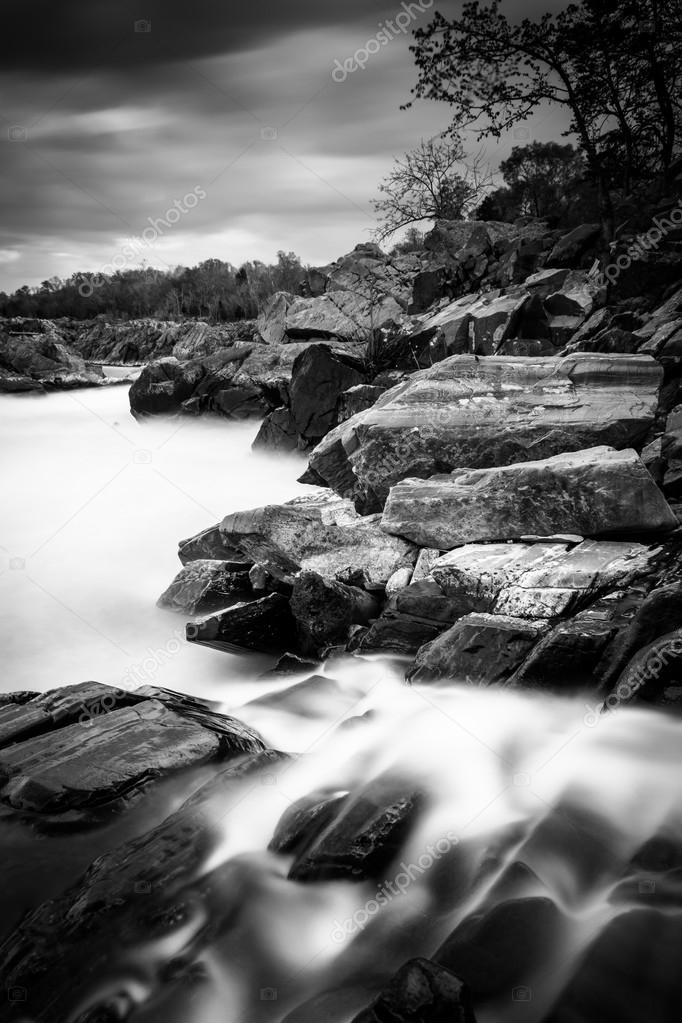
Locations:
0;683;264;818
289;344;365;441
544;270;604;318
596;581;682;691
406;293;479;358
306;354;662;512
69;318;255;364
259;652;321;677
178;523;251;565
219;492;416;590
407;613;547;685
351;958;476;1023
359;579;467;656
186;593;297;655
434;897;565;1001
258;289;402;345
0;325;105;390
338;384;387;422
385;566;414;598
0;367;44;392
0;750;282;1021
381;448;677;550
430;540;659;620
156;559;251;614
605;628;682;709
467;291;529;354
290;571;380;655
269;790;348;855
546;223;601;268
252;406;300;451
129;355;207;415
288;775;421;881
413;548;443;582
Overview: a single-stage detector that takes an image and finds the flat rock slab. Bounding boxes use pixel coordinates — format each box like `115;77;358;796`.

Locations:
0;683;264;817
382;447;677;549
306;354;662;511
407;613;548;685
430;540;659;620
220;491;416;590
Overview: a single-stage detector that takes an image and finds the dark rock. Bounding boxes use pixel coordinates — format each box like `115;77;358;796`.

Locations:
434;897;564;1001
156;559;251;614
290;571;380;655
288;775;421;882
269;790;348;855
360;579;475;656
129;356;205;416
178;523;251;566
0;324;106;390
407;613;547;685
546;224;601;268
338;384;386;422
259;652;321;677
596;581;682;692
289;343;365;441
605;628;682;709
252;406;300;451
351;958;476;1023
186;593;298;655
244;674;357;719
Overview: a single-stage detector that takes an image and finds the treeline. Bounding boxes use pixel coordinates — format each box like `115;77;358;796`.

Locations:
0;251;307;323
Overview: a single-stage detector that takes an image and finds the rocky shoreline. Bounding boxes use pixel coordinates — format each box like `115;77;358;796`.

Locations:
1;215;681;1021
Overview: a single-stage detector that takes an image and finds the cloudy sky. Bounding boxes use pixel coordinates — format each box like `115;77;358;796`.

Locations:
1;0;570;292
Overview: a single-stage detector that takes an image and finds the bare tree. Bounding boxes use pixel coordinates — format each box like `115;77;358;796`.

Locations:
372;137;492;242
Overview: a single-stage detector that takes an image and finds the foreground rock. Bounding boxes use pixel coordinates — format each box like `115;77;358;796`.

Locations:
351;958;476;1023
187;592;297;655
0;682;263;821
306;354;662;512
381;447;677;549
219;492;416;590
156;558;252;614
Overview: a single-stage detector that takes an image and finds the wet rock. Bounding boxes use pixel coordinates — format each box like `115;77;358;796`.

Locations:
430;540;659;621
259;652;321;677
269;790;348;855
596;581;682;692
252;406;300;451
605;628;682;709
306;354;662;512
359;579;469;656
290;571;380;655
186;593;297;655
434;897;564;1001
289;344;365;442
288;776;421;882
0;685;264;818
156;559;251;614
381;448;677;550
245;674;355;719
407;613;547;685
220;492;416;590
351;958;476;1023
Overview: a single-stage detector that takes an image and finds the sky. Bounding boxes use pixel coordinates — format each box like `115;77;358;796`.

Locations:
0;0;571;292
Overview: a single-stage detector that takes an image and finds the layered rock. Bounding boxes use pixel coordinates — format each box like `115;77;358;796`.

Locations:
0;323;106;391
306;354;663;512
381;447;677;550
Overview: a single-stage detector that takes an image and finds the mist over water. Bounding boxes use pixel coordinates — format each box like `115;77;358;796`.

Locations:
0;384;307;701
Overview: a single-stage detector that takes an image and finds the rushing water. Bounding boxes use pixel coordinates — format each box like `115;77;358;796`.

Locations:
1;384;681;1023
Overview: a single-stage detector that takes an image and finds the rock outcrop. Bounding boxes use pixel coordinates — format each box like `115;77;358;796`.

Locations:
0;322;107;391
306;354;663;512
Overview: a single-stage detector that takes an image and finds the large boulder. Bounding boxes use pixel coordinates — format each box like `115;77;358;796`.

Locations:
186;592;297;655
219;492;416;590
290;571;380;655
381;447;677;550
546;223;601;268
289;343;365;442
306;354;663;512
156;559;251;614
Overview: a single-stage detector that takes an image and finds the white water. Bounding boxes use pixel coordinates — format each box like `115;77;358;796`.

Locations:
1;384;681;1023
0;384;308;702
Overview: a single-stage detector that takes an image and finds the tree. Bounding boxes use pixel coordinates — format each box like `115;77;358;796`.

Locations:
407;0;682;238
372;137;491;241
499;141;585;220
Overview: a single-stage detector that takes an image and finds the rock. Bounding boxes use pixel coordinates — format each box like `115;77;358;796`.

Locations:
596;581;682;691
288;775;421;882
544;270;604;318
467;291;529;354
350;958;476;1023
129;355;206;416
306;354;663;512
248;561;291;595
178;523;251;566
338;384;387;422
0;325;105;390
546;224;601;268
259;652;321;677
186;593;297;655
156;559;251;614
430;540;659;620
258;289;402;345
605;628;682;709
0;750;282;1021
0;683;264;818
407;613;547;685
360;579;484;656
381;448;677;550
412;548;443;582
385;566;414;598
245;674;356;719
406;293;479;358
434;897;564;1001
0;366;44;392
290;571;381;655
289;344;365;441
219;492;416;590
269;790;348;855
251;406;300;451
